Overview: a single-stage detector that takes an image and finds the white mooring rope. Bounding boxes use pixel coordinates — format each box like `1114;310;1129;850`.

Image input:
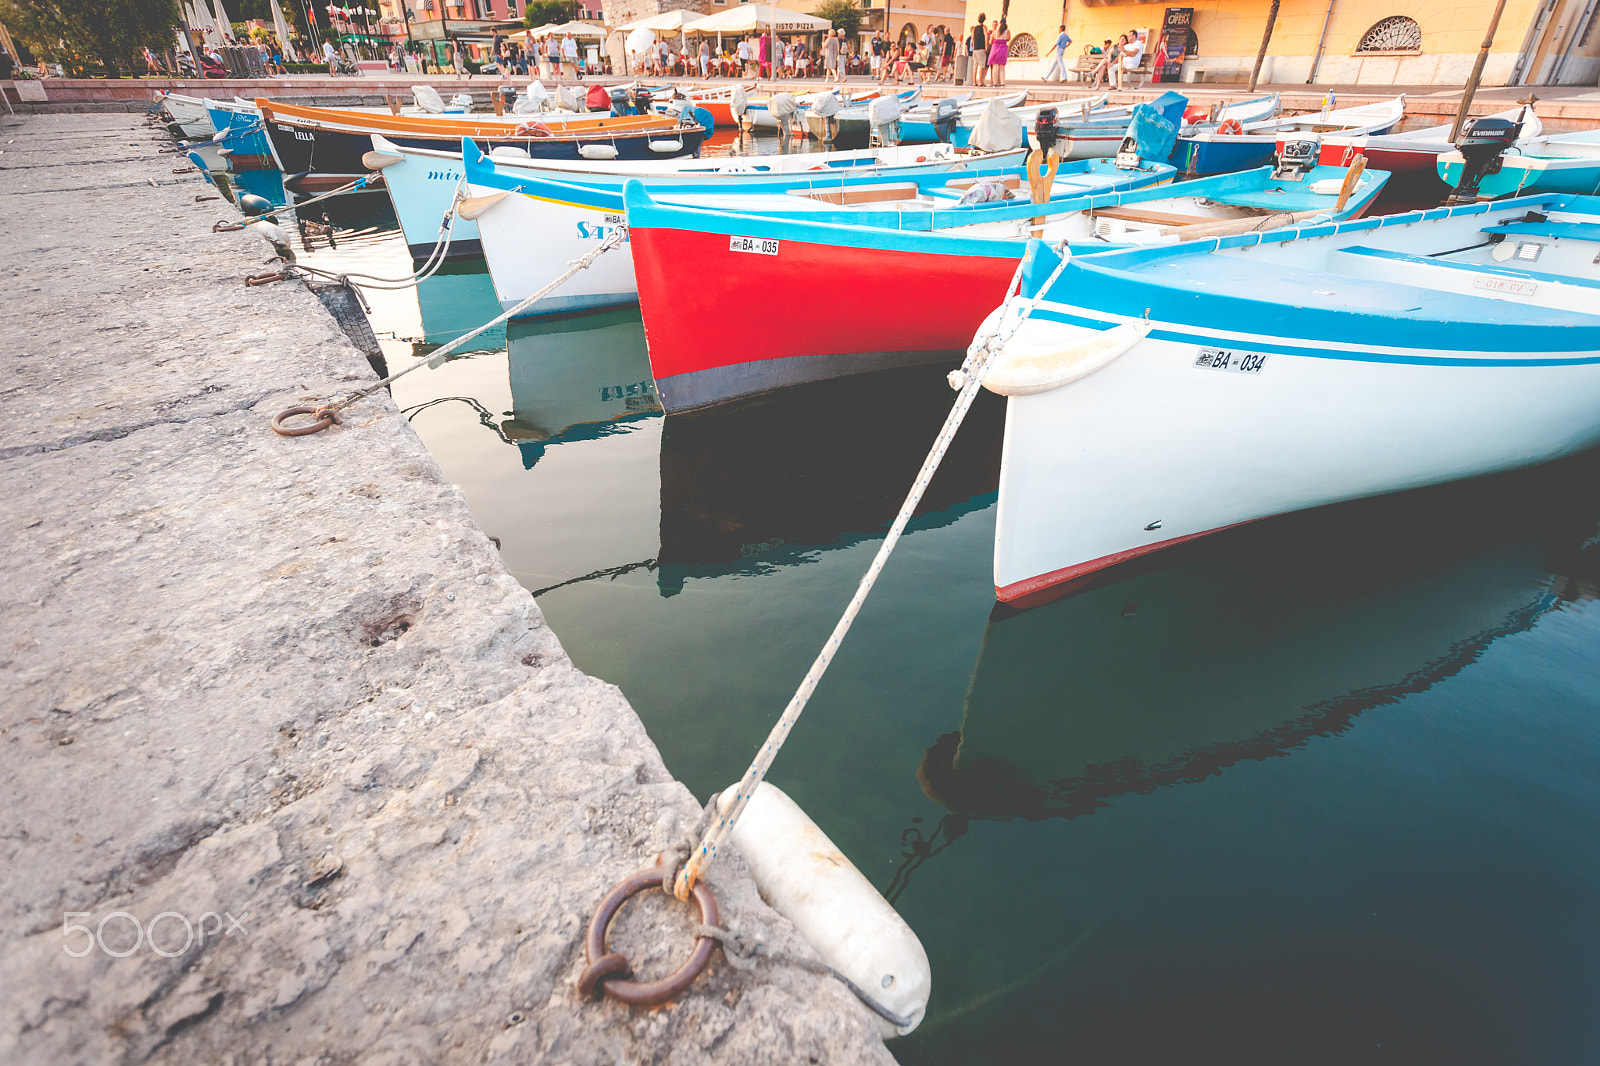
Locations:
671;248;1074;901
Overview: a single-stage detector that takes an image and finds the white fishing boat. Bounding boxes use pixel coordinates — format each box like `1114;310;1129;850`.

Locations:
157;92;218;139
457;139;1044;316
980;192;1600;605
1173;94;1405;175
376;133;987;258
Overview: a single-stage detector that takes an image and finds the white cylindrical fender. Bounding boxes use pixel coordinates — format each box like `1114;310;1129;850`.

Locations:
490;145;531;159
979;310;1150;397
722;782;930;1038
647;139;684;153
579;143;620;160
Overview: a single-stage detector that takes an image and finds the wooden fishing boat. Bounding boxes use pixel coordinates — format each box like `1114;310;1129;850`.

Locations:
621;147;1382;413
686;82;759;127
1438;127;1600;198
981;192;1600;605
157;92;217;139
256;99;702;194
378;133;981;259
1173;95;1404;176
458;137;1036;316
202;98;275;173
1307;105;1539;175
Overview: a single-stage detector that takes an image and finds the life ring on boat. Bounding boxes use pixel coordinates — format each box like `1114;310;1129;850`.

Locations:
1217;118;1243;136
515;120;554;138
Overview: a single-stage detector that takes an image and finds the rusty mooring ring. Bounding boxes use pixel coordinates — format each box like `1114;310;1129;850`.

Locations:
271;405;340;437
577;866;720;1006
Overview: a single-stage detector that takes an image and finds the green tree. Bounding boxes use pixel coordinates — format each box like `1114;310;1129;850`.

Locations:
0;0;182;77
811;0;862;37
522;0;578;29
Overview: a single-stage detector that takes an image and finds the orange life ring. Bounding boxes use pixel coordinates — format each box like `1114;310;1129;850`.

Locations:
1217;118;1243;136
515;120;554;138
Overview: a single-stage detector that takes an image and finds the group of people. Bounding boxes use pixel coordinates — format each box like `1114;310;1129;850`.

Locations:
947;14;1013;88
1084;28;1147;89
867;27;959;85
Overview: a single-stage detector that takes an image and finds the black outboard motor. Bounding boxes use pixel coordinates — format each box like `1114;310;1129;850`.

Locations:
1447;116;1524;204
1034;107;1059;154
932;96;961;143
608;86;632;115
1273;138;1320;181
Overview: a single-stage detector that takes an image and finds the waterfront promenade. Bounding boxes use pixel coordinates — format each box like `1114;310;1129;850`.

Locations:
0;109;892;1064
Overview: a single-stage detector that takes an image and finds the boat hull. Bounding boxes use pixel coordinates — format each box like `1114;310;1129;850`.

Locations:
991;218;1600;603
629;215;1023;413
1437;154;1600;197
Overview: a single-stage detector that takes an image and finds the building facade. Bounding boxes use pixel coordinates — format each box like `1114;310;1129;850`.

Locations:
1000;0;1600;85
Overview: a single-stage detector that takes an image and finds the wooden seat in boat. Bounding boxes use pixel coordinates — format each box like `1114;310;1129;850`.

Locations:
787;182;921;205
1091;206;1240;227
943;175;1023;192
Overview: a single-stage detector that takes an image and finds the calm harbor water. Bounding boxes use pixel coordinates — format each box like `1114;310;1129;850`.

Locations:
291;144;1600;1063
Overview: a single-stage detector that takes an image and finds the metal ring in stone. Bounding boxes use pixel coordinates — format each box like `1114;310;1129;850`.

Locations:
580;866;721;1007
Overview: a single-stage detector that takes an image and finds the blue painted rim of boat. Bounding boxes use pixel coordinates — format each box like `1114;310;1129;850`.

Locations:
1023;305;1600;366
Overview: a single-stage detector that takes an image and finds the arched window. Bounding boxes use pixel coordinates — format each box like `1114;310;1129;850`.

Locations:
1355;16;1421;52
1008;32;1037;57
897;22;917;47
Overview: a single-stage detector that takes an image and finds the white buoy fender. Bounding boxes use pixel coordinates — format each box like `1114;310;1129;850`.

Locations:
579;143;620;160
722;782;931;1038
979;310;1151;397
647;139;684;153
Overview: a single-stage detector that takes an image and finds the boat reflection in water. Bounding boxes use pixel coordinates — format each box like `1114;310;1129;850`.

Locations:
919;465;1600;824
500;308;662;468
412;263;510;355
654;371;1006;596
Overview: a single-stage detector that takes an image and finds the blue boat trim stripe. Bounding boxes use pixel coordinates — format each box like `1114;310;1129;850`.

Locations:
1026;305;1600;367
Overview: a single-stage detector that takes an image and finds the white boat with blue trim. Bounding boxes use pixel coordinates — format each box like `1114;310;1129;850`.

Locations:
981;193;1600;605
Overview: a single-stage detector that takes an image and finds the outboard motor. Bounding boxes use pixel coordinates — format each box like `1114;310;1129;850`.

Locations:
932;96;961;144
608;86;633;115
1033;107;1059;154
1273;138;1320;181
1113;129;1141;169
1447;116;1523;204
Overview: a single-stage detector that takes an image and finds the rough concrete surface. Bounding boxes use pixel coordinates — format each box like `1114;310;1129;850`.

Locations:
0;113;896;1065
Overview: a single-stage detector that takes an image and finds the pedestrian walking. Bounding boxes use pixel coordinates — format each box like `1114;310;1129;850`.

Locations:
822;29;840;84
1041;23;1071;82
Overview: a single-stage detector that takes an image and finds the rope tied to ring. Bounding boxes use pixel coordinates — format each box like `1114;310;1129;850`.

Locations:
668;249;1074;903
271;224;629;437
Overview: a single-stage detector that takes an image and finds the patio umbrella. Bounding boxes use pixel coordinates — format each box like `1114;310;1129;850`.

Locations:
689;4;830;73
619;11;698;68
213;0;233;42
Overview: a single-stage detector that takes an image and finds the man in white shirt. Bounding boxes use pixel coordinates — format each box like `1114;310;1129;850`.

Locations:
1042;24;1071;82
1116;29;1144;89
322;39;337;74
